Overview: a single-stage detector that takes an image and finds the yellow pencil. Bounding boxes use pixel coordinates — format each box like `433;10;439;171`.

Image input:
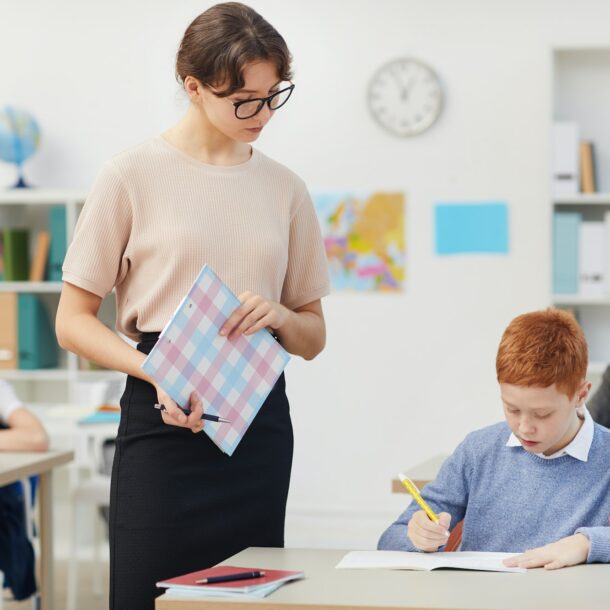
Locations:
398;473;439;523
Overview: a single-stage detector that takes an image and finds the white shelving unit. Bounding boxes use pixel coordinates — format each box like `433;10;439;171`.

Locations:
0;188;122;404
552;48;610;380
554;194;610;206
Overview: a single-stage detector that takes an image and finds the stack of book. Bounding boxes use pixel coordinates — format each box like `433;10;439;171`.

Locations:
0;207;66;370
78;404;121;425
157;565;304;599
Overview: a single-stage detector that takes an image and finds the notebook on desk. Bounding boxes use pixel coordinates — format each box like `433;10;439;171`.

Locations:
156;565;304;598
141;264;291;456
336;550;526;573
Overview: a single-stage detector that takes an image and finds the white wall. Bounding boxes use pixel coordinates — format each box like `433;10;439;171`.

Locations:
2;0;610;549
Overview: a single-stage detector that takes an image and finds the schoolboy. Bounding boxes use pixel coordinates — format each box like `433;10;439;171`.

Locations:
378;309;610;569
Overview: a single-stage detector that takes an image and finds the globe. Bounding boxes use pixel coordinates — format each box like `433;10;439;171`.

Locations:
0;106;41;188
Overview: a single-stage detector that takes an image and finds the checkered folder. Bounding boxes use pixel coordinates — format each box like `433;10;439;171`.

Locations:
141;265;290;455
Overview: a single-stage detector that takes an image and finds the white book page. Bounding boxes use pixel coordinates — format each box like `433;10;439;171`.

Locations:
434;552;526;573
336;551;525;573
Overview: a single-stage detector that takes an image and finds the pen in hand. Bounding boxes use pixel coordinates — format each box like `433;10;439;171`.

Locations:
398;473;449;536
195;570;266;584
154;403;231;423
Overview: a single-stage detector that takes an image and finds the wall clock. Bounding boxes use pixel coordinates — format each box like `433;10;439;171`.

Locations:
367;58;443;137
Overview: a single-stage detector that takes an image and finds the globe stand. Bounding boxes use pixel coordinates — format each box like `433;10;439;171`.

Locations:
13;164;29;189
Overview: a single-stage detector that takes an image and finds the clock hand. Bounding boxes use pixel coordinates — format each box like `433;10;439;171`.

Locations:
389;71;410;101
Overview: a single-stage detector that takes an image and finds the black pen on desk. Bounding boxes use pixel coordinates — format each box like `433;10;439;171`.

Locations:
153;403;232;423
195;571;266;585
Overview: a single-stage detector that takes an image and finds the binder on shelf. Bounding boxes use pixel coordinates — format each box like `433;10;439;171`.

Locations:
2;228;30;281
47;206;66;281
578;220;606;297
552;122;580;197
17;294;59;369
29;231;51;282
0;293;18;369
580;141;597;194
553;211;580;294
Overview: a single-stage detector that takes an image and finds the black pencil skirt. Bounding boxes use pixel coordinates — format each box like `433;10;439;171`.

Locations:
108;333;293;610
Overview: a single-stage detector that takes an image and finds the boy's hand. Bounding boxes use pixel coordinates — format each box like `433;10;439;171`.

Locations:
407;510;451;552
503;534;590;570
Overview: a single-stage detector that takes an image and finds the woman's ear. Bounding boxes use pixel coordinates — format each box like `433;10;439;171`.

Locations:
183;75;203;102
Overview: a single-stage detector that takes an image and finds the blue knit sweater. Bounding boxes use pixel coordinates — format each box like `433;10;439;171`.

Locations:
378;421;610;563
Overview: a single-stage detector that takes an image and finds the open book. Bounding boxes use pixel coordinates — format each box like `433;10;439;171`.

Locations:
336;551;526;573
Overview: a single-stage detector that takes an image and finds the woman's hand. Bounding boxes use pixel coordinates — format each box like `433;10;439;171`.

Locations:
155;387;204;434
220;292;290;339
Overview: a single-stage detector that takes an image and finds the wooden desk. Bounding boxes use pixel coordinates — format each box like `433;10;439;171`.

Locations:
391;454;447;493
0;449;74;610
155;547;609;610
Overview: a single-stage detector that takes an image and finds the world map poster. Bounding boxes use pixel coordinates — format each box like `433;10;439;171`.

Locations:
313;192;405;292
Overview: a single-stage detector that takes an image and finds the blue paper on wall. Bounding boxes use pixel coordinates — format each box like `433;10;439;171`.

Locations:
434;203;509;255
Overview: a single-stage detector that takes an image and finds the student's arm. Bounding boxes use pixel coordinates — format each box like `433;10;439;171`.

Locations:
377;439;472;552
0;407;49;452
56;282;203;432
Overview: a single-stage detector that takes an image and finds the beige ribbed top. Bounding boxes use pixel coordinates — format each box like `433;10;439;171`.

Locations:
62;137;330;341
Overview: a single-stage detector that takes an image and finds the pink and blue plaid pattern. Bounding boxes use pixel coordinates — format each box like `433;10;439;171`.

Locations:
142;265;290;455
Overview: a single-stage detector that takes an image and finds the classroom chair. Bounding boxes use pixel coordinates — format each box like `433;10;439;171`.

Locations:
66;429;111;610
444;520;463;552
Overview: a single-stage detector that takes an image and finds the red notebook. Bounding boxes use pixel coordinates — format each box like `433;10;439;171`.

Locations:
156;565;304;594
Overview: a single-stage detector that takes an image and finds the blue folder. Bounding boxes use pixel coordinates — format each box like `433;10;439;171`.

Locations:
553;212;580;294
47;206;66;281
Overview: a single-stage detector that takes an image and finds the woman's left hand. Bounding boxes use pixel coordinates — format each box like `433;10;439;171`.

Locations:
220;292;290;339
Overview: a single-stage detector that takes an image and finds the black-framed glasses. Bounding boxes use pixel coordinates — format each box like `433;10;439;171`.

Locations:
231;84;295;119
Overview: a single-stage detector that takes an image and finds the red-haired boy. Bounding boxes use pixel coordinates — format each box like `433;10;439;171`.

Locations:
379;309;610;569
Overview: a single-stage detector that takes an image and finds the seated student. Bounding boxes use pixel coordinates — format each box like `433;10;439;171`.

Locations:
0;379;48;452
378;309;610;569
0;379;48;601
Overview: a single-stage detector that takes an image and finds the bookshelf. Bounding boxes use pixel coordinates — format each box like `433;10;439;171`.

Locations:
552;48;610;380
0;188;122;404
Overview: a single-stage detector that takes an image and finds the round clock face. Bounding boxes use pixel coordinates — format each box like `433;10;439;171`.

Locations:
367;58;443;137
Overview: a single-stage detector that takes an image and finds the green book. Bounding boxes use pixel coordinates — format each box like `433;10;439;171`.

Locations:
18;294;59;369
2;228;30;281
47;206;67;281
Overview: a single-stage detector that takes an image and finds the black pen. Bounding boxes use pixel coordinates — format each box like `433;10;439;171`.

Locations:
154;403;231;423
195;570;266;584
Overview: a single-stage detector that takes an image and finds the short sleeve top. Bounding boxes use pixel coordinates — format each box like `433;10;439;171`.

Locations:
62;137;330;341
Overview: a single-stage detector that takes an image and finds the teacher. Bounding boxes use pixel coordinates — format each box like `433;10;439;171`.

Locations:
56;3;329;608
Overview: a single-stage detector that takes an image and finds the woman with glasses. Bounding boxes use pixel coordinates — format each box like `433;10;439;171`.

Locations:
56;3;329;608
